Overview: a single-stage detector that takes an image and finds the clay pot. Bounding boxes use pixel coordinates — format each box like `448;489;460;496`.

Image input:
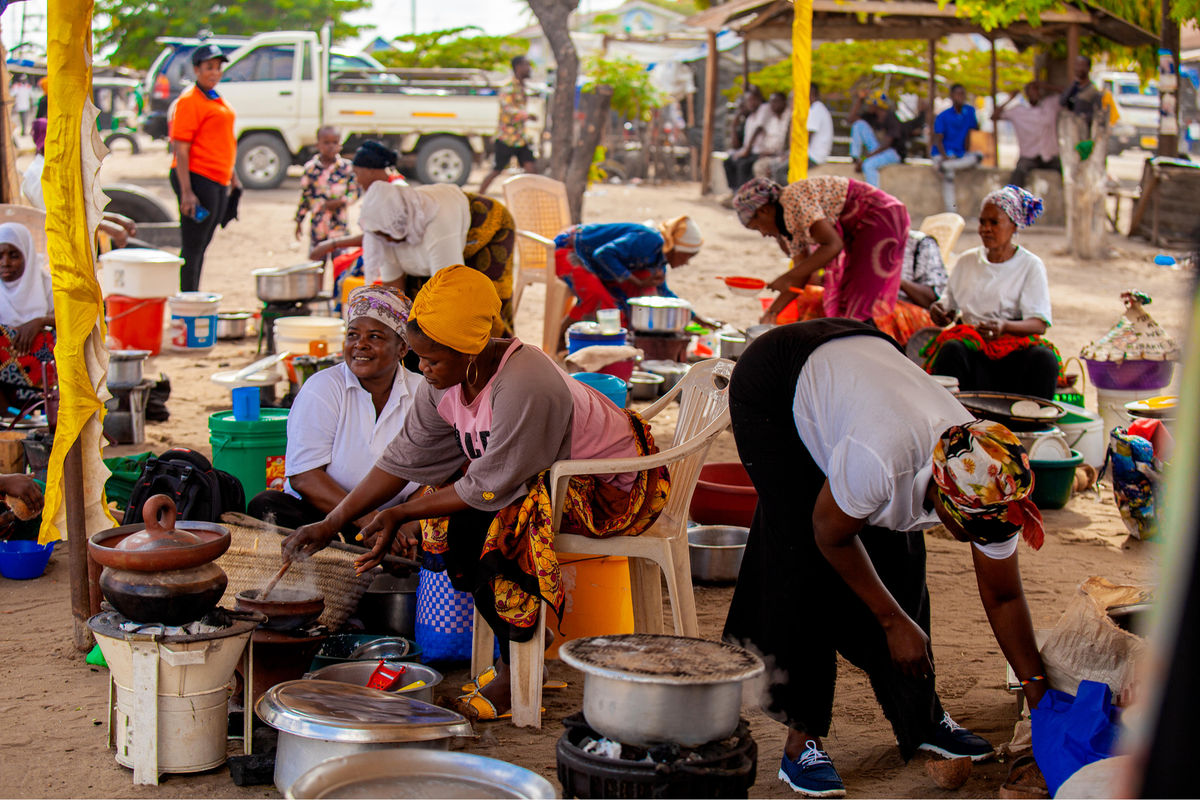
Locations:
925;756;972;790
235;588;325;631
99;563;228;625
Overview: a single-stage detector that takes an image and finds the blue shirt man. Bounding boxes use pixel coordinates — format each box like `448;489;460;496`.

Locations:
933;92;979;157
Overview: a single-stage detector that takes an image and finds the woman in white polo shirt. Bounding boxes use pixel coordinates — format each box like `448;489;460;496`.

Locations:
247;286;422;537
725;319;1049;798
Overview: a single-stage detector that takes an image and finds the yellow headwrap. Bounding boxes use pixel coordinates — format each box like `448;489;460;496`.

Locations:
408;265;500;355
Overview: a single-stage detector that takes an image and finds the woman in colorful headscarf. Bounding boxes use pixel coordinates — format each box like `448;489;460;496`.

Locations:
0;223;54;407
247;285;423;536
924;185;1061;399
552;216;706;337
724;319;1047;797
734;176;909;326
283;265;670;721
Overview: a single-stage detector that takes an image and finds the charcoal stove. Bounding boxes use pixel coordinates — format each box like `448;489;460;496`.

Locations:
89;607;263;786
556;712;757;799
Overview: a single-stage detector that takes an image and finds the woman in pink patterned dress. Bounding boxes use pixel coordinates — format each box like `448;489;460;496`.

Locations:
734;176;910;325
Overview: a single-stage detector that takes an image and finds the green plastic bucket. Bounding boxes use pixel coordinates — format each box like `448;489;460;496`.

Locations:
208;408;289;499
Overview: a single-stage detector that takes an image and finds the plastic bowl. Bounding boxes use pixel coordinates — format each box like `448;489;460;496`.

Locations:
1084;358;1174;391
722;276;767;297
690;462;758;527
0;540;54;580
1030;450;1085;510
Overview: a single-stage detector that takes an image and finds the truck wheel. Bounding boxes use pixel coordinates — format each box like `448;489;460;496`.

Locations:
237;133;291;190
102;183;175;222
415;136;472;185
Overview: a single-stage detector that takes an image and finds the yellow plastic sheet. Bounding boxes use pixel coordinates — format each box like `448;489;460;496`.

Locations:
39;0;115;544
788;0;813;183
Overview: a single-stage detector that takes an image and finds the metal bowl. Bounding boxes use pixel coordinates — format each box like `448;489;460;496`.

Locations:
305;661;442;703
348;636;412;661
253;263;325;302
688;525;749;583
628;371;665;401
286;749;556;799
627;296;692;332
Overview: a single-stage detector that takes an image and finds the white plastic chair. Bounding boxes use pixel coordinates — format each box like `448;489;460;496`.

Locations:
470;358;736;728
501;174;573;354
0;204;47;255
918;212;965;266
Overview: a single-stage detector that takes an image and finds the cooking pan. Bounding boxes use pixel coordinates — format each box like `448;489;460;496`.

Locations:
236;588;325;631
955;391;1065;432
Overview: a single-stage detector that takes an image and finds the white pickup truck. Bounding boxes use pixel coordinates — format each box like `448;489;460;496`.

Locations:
217;29;543;189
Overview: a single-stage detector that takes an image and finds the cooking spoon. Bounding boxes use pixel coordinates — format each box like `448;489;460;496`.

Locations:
260;561;291;600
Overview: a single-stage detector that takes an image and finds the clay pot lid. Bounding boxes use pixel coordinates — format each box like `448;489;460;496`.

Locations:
1081;291;1180;363
88;494;230;571
115;495;203;551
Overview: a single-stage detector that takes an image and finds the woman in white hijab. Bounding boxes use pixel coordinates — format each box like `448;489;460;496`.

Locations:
0;222;55;405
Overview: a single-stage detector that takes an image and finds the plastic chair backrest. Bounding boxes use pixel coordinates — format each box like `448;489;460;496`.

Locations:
642;359;733;523
0;205;48;257
502;174;570;279
918;212;964;265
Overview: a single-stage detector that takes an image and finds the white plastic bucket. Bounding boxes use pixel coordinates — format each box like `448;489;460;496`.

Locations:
98;248;182;298
168;292;222;352
1055;402;1106;469
274;315;345;356
1096;387;1156;444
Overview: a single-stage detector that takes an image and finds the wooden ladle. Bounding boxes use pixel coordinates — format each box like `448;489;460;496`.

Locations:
259;561;291;600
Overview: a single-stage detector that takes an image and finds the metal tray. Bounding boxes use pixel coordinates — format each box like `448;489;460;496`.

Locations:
955;391;1064;431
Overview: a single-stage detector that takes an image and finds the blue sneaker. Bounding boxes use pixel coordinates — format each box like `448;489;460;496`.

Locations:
778;741;846;797
918;712;994;761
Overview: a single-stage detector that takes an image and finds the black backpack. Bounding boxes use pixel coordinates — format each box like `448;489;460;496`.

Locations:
123;448;246;523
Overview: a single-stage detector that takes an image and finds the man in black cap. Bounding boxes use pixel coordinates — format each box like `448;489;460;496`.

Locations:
169;42;240;291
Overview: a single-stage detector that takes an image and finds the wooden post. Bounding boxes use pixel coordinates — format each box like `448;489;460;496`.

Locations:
742;37;750;91
700;29;718;195
1067;23;1080;75
927;39;937;157
0;30;23;205
65;439;93;652
1158;0;1181;157
990;37;999;167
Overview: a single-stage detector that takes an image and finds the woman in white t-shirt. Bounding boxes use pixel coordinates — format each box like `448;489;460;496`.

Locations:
925;185;1061;398
725;319;1049;797
247;285;422;536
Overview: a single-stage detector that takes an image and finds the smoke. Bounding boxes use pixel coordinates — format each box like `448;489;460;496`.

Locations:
726;635;791;721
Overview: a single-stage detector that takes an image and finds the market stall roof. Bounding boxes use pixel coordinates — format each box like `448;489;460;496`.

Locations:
686;0;1156;48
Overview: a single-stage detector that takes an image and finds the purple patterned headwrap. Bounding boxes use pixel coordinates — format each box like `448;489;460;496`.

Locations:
733;177;783;226
982;185;1044;229
345;285;412;343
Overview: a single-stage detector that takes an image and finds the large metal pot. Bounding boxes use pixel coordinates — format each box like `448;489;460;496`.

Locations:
559;634;764;747
286;749;557;799
109;349;150;386
688;525;749;583
717;331;748;360
627;297;692;333
256;679;474;795
253;262;324;302
356;573;418;637
216;311;253;340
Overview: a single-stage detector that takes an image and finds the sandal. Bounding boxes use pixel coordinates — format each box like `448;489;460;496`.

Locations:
459;666;568;694
453;691;544;722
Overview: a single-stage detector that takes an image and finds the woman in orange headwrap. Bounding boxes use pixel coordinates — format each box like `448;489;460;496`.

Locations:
284;265;670;722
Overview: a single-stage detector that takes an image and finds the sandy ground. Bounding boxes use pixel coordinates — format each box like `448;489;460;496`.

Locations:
0;142;1187;797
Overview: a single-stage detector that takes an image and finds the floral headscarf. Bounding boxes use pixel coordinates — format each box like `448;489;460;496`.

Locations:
345;285;412;343
982;185;1044;229
932;420;1045;551
733;177;783;226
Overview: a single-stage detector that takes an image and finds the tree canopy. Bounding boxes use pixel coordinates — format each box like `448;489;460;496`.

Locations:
94;0;370;69
373;27;529;71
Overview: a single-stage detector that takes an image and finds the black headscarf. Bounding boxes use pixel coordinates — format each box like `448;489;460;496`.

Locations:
352;140;398;169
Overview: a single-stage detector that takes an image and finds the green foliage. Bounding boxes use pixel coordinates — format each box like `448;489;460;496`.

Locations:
1173;0;1200;24
736;40;1035;102
374;27;529;71
582;56;667;121
94;0;371;70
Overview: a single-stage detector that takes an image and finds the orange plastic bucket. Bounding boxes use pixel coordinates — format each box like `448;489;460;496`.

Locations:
545;555;634;659
105;295;166;355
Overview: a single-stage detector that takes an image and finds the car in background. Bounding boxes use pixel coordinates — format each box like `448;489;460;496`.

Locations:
141;35;248;139
1100;71;1161;153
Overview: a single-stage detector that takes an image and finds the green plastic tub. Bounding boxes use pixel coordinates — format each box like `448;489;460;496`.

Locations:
1031;449;1084;510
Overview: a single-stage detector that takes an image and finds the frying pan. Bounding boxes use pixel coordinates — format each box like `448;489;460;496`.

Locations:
955;391;1065;432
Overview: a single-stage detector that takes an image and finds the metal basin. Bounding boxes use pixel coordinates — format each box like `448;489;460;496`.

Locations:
253;263;324;302
688;525;749;583
559;634;764;748
627;296;692;332
286;749;556;799
305;661;442;704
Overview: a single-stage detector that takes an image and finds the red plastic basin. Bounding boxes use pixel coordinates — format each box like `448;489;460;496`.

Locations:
690;462;758;527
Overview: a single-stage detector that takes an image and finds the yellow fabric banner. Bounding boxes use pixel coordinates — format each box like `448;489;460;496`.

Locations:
788;0;813;183
39;0;115;544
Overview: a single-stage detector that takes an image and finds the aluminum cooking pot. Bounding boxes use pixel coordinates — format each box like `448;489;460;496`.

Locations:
253;262;324;302
717;332;748;360
216;311;253;340
108;350;150;385
627;296;692;332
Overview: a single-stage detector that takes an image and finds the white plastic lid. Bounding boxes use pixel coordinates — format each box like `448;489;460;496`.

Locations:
98;247;184;266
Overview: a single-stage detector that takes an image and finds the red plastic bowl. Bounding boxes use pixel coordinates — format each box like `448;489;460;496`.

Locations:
722;276;768;298
689;462;758;527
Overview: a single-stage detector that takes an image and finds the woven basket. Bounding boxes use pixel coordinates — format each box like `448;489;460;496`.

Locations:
216;521;372;630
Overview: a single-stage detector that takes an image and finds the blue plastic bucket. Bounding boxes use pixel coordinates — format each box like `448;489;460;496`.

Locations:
567;322;627;355
573;372;627;409
168;292;222;351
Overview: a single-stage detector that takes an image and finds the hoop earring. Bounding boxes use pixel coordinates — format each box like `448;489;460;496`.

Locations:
465;357;479;387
